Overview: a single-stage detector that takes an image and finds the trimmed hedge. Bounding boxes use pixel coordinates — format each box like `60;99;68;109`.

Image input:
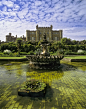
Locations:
64;51;86;55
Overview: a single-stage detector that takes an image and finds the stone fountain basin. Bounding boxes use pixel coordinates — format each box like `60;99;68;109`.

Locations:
18;79;47;97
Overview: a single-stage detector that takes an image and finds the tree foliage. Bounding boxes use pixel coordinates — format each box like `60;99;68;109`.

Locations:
61;37;72;45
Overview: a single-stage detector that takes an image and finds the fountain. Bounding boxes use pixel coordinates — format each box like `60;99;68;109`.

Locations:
18;33;64;97
26;33;64;69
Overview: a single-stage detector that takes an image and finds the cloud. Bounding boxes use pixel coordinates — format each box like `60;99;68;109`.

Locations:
13;4;20;11
35;1;42;6
0;0;86;41
2;6;7;12
2;0;14;7
17;8;28;19
63;27;86;40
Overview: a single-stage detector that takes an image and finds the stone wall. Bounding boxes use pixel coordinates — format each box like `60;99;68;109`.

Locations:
26;25;63;42
6;33;26;42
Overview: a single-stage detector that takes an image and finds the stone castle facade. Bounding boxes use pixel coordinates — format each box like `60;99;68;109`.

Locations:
6;33;26;42
26;25;62;42
5;25;62;43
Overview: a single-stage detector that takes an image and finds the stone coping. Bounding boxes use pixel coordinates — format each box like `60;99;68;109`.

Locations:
0;57;86;62
62;58;86;62
0;58;27;61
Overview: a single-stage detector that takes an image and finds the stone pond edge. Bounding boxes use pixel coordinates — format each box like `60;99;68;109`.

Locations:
0;57;86;62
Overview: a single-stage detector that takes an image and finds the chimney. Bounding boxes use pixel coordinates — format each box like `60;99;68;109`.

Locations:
36;25;38;29
9;33;11;36
51;25;53;30
16;35;17;38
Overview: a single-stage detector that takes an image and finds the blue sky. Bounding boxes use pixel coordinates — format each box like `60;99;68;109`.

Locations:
0;0;86;41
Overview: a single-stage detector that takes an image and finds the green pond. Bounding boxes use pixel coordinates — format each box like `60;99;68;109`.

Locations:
0;60;86;109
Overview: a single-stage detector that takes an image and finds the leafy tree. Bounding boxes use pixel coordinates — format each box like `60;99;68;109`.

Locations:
61;37;72;45
1;43;9;52
80;40;86;45
16;38;23;54
72;40;78;45
23;44;35;52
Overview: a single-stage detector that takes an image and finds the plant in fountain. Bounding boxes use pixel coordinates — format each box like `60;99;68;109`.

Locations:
18;79;46;97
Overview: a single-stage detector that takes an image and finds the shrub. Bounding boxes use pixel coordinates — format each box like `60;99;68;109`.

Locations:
20;52;27;55
0;53;3;56
13;52;20;57
15;53;20;57
28;51;34;55
9;52;14;57
50;52;53;54
76;52;86;55
64;51;76;55
4;49;11;53
12;50;16;53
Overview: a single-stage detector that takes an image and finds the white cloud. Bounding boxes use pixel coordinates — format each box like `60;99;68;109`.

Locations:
35;1;42;6
2;6;7;12
13;4;20;11
63;27;86;40
17;8;28;19
0;0;86;41
0;1;2;6
2;0;14;7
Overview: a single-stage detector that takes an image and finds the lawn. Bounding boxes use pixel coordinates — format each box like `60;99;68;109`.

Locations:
0;56;26;59
65;56;86;59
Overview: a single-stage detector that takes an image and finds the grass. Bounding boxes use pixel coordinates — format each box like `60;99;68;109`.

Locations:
65;56;86;59
0;56;26;59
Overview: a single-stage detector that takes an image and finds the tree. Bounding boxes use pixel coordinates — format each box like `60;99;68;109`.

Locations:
72;40;78;45
80;40;86;45
16;38;22;54
61;37;72;45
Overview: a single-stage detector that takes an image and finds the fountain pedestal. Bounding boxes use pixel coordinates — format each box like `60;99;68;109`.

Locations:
26;33;64;69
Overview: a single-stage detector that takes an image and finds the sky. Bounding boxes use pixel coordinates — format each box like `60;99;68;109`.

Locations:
0;0;86;41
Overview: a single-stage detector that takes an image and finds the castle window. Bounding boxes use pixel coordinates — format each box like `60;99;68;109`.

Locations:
53;37;54;40
57;37;59;40
47;37;49;41
55;37;57;40
40;37;41;40
32;36;34;41
30;36;31;40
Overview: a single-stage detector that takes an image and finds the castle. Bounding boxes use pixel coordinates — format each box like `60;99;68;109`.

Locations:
5;25;62;42
26;25;62;42
6;33;26;42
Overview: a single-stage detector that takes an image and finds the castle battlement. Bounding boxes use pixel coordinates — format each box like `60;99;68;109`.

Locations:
26;25;62;42
6;33;26;42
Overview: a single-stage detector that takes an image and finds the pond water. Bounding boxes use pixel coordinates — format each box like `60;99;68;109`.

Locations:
0;60;86;109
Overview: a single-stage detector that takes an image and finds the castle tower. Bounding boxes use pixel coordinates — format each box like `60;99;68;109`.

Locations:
26;30;30;41
59;30;63;40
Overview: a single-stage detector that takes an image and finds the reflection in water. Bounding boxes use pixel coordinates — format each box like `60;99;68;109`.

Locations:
0;61;86;109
